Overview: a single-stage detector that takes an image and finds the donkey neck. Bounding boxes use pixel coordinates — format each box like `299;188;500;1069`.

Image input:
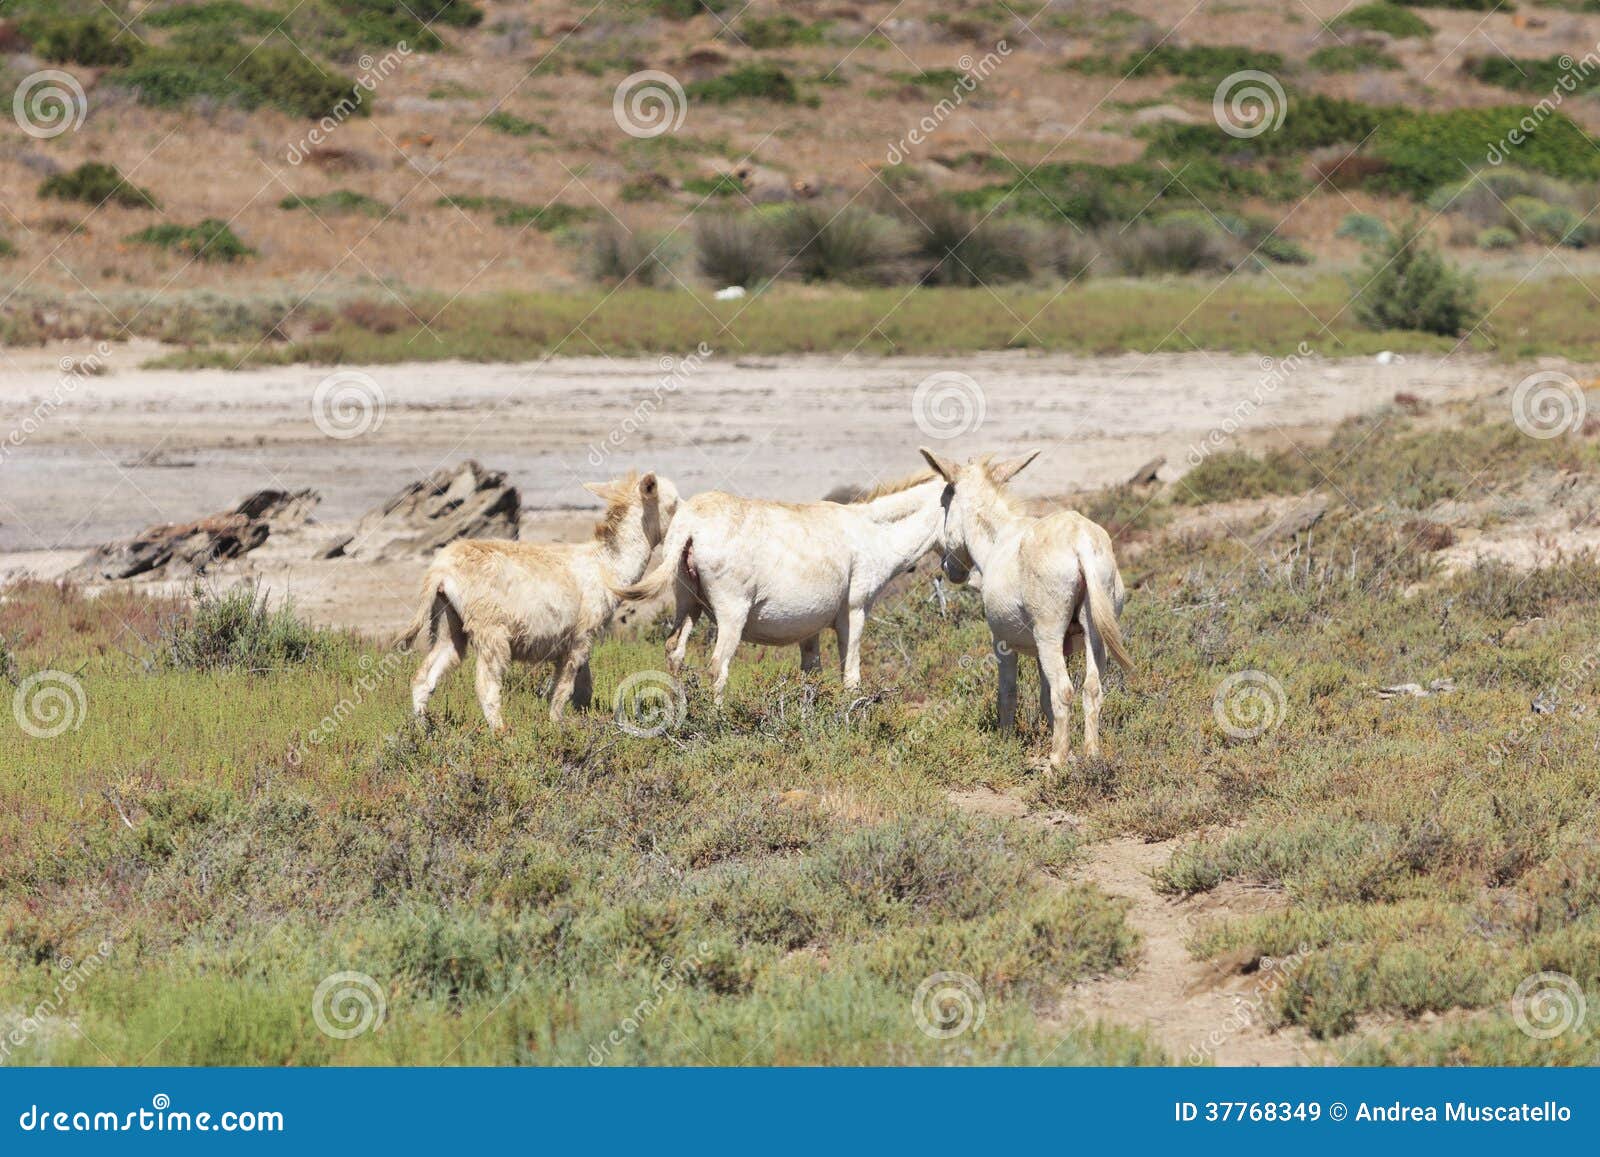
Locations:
857;480;945;568
598;513;656;584
959;488;1022;571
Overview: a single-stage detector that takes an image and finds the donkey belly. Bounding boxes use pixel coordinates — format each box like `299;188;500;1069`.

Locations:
743;589;843;645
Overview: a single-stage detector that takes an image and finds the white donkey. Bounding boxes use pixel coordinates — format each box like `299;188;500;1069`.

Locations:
919;448;1132;765
400;471;679;731
612;472;945;702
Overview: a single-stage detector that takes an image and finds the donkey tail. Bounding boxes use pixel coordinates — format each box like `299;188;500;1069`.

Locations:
612;521;691;603
1081;557;1134;673
394;566;448;650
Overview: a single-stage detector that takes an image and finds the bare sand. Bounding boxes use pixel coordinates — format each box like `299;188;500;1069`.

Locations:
0;345;1518;632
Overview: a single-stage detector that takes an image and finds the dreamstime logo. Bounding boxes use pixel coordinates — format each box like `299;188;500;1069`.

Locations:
1510;370;1586;439
1213;70;1286;139
1511;971;1587;1040
311;370;386;439
912;371;985;440
613;71;687;139
587;343;714;467
613;670;686;737
912;971;986;1039
1212;670;1286;740
311;971;386;1039
13;670;87;739
13;71;87;139
285;43;411;163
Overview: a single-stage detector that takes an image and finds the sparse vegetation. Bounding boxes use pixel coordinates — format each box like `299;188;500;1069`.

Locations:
125;218;255;263
40;162;158;209
435;195;591;231
694;212;781;287
1331;2;1435;37
1310;43;1401;72
688;64;802;104
279;190;389;217
1349;217;1480;335
484;110;546;137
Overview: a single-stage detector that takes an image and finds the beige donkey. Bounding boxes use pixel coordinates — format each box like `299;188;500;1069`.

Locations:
399;471;680;731
611;471;945;703
919;448;1132;765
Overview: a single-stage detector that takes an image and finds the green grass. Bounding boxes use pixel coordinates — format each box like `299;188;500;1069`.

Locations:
1309;43;1402;72
1463;55;1600;95
484;110;547;137
1330;2;1435;36
39;162;159;209
6;397;1600;1065
279;189;390;217
124;218;255;263
687;65;802;104
434;195;592;231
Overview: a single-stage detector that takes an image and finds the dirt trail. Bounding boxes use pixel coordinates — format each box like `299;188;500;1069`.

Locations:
949;788;1325;1066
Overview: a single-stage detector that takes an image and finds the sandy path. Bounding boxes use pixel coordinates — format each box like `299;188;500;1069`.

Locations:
949;788;1324;1065
0;345;1515;631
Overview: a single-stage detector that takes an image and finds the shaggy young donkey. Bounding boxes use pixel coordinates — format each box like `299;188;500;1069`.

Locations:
611;471;946;703
919;447;1132;765
400;471;680;731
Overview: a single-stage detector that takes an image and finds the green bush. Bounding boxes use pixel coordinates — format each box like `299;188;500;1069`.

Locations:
1335;213;1391;244
1372;108;1600;196
1477;226;1519;250
1463;55;1599;94
39;162;158;209
897;199;1037;286
1395;0;1509;9
484;111;546;137
279;190;388;217
581;223;676;287
1124;44;1286;78
162;584;335;671
1505;195;1585;246
1331;3;1435;36
435;196;590;231
1112;219;1234;276
116;35;364;119
651;0;729;17
125;219;255;263
682;174;744;198
694;213;780;287
1349;217;1480;336
1424;169;1577;225
19;15;136;66
688;65;800;104
727;14;827;49
773;203;915;285
1309;43;1401;72
0;237;15;260
144;1;286;32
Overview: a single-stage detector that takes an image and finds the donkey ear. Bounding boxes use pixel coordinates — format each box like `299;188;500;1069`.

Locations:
583;480;617;501
989;449;1041;485
918;447;959;482
638;472;659;498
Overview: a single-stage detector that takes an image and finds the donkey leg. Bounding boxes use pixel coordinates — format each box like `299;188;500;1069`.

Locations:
708;602;750;706
666;580;697;676
1036;655;1053;728
1077;603;1107;759
572;658;594;713
549;640;592;723
473;632;512;734
411;601;467;717
799;634;822;674
996;644;1019;734
836;606;867;690
1035;626;1076;767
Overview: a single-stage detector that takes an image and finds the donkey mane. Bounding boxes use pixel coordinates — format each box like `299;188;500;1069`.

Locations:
853;469;937;503
593;471;641;543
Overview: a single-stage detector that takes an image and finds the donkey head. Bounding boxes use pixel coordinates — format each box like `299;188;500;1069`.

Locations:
918;447;1040;581
586;471;681;547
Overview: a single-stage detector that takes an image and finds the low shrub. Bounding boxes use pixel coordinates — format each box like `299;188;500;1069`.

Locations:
1349;217;1480;336
651;0;729;17
124;219;255;263
694;213;780;288
278;190;389;216
115;33;363;119
39;162;158;210
1112;219;1234;276
484;111;545;137
726;14;827;49
581;222;676;287
162;583;336;671
773;203;915;285
1478;226;1518;250
436;196;590;231
1371;108;1600;196
1309;43;1401;72
1331;3;1434;37
682;174;744;199
688;65;800;104
19;15;136;66
1335;213;1390;244
1461;55;1583;93
896;199;1037;286
144;2;286;32
0;237;15;260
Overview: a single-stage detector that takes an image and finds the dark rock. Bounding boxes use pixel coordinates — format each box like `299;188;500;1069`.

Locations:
71;489;319;581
